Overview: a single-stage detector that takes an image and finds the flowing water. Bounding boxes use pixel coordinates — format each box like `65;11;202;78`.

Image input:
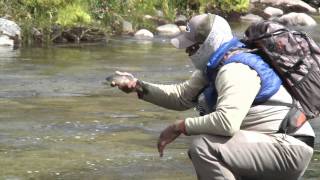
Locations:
0;23;320;180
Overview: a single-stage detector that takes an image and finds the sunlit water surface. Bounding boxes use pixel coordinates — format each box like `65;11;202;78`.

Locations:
0;23;320;180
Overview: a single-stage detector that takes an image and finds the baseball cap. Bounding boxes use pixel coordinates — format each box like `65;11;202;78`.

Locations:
171;14;215;49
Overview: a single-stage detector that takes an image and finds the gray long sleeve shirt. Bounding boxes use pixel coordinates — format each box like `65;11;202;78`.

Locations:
140;63;314;137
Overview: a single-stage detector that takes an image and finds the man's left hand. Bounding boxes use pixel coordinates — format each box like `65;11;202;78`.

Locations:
157;120;185;157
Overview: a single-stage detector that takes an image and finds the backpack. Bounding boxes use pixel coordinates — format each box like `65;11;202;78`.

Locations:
242;20;320;119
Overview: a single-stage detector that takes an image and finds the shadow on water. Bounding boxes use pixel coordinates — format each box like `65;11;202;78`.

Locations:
0;23;320;179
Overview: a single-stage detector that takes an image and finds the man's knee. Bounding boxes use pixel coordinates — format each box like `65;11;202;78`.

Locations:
188;135;226;160
187;135;239;180
188;136;206;160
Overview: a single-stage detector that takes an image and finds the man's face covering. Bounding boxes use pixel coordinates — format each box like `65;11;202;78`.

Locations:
188;15;233;71
171;14;233;71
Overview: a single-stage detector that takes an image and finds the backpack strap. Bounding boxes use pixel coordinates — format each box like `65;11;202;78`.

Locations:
248;28;289;42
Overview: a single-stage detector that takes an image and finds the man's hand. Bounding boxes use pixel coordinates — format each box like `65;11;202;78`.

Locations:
110;71;140;93
157;120;185;157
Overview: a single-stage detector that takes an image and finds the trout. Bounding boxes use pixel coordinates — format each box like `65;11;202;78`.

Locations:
104;74;135;87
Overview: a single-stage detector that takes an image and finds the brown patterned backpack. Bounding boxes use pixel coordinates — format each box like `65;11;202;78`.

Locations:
243;21;320;119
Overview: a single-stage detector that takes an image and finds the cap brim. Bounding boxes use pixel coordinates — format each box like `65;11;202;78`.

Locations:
171;34;196;49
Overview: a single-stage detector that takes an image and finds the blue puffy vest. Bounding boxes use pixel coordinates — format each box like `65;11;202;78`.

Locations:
202;38;282;110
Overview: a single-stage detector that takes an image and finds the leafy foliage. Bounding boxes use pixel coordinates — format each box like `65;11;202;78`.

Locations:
56;2;91;26
0;0;250;44
199;0;249;13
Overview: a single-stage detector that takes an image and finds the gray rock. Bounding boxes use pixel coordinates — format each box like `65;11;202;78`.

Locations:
0;18;21;47
122;21;133;34
31;27;43;44
143;14;169;26
256;0;317;13
264;7;284;17
134;29;154;39
156;24;180;37
240;14;264;22
0;18;20;37
0;35;13;46
278;12;317;26
143;15;153;19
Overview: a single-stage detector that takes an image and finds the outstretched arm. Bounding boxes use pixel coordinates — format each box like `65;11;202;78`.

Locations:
110;70;209;111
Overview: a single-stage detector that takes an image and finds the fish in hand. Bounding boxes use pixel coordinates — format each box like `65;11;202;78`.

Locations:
104;73;135;87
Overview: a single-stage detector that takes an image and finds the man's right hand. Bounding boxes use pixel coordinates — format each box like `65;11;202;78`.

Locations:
110;71;140;93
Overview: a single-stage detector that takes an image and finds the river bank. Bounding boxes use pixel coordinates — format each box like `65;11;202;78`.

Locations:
1;0;320;47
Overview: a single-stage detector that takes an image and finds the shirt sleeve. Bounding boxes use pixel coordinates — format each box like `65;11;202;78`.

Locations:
139;70;208;111
185;63;261;136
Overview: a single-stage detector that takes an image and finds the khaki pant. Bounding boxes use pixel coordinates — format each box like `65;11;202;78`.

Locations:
188;130;313;180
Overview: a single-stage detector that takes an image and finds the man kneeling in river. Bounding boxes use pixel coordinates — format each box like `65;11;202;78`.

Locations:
110;14;315;180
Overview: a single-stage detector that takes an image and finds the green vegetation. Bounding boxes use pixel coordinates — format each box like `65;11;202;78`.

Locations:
0;0;250;45
200;0;249;13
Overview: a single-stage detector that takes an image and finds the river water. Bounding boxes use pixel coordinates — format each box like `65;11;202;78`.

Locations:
0;22;319;180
